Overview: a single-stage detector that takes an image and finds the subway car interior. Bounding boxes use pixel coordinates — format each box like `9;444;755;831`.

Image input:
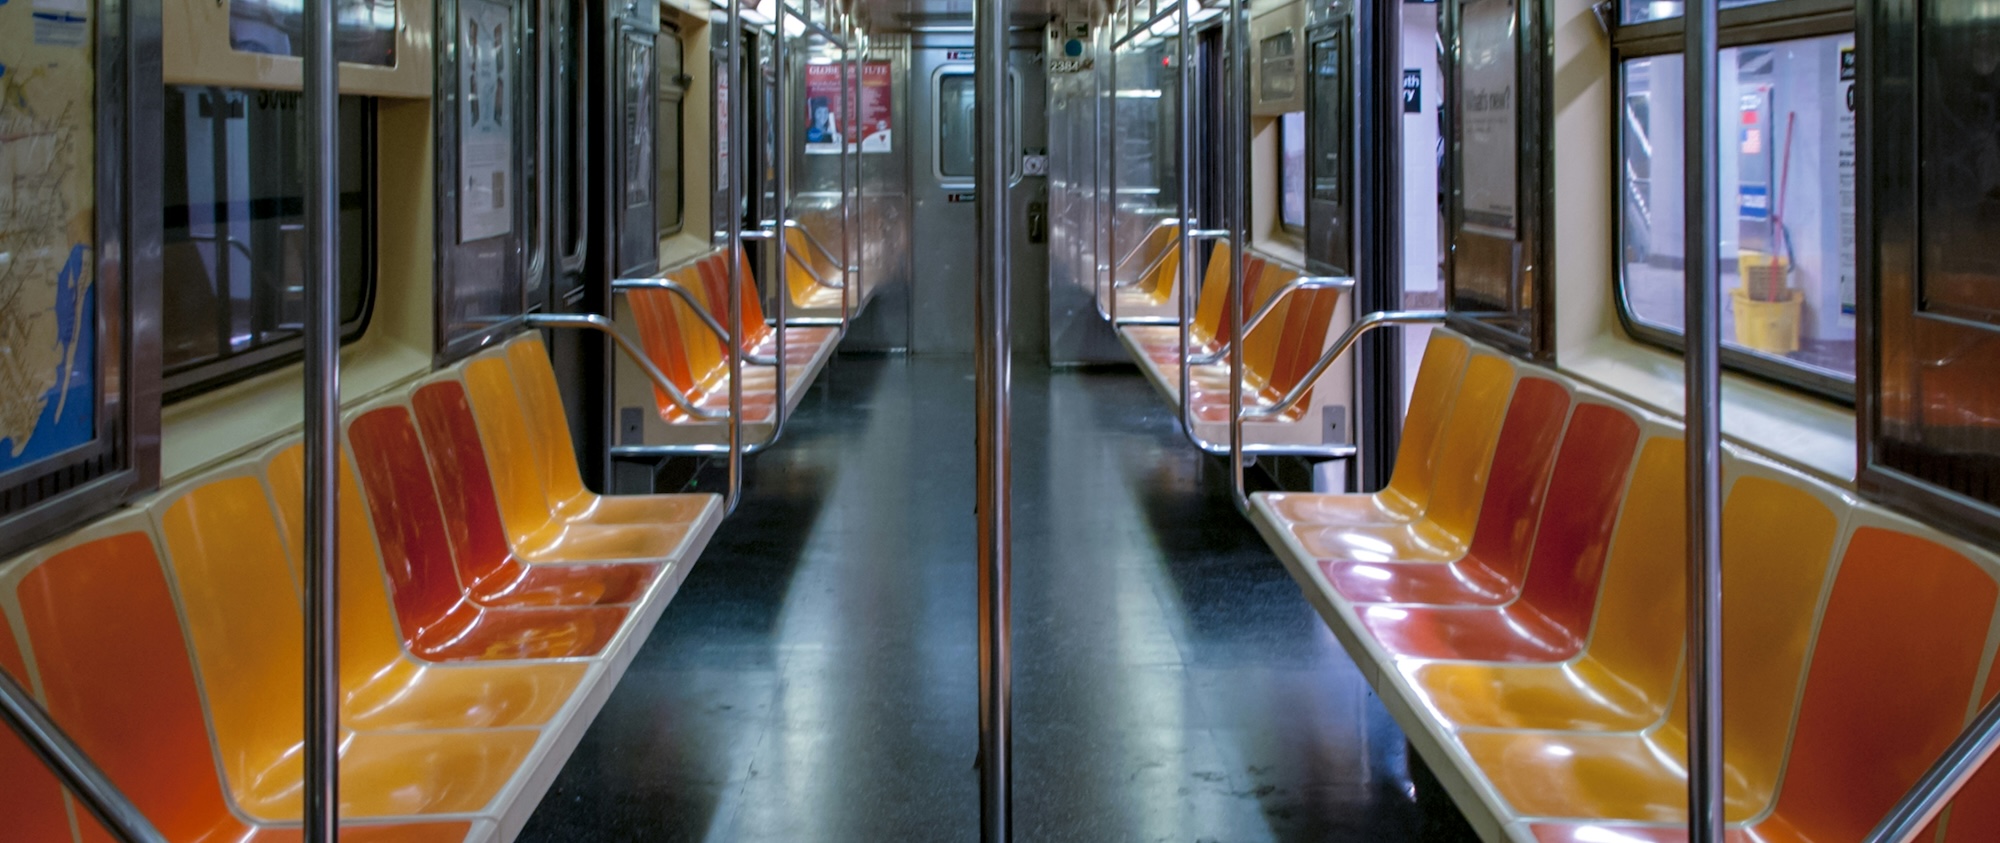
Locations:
4;0;2000;838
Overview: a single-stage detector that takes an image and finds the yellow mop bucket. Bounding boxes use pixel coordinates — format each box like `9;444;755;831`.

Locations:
1733;249;1801;354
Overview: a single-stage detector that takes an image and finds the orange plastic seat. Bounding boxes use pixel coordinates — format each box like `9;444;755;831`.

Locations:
351;401;656;607
1403;436;1687;732
624;265;783;425
0;608;74;843
341;409;628;662
696;250;837;365
444;367;690;563
1459;471;1844;823
1324;375;1570;604
1355;401;1640;661
1276;353;1515;564
506;337;715;534
12;521;475;840
783;226;846;310
1261;332;1470;527
1124;240;1239;367
264;444;589;731
1526;523;1995;842
1115;231;1181;312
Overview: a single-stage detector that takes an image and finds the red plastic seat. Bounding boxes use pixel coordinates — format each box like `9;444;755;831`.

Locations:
1357;401;1642;661
348;405;629;661
0;607;74;843
1324;375;1571;604
10;522;472;842
353;399;656;608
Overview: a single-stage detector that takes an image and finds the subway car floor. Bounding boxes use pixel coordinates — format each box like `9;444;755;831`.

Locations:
518;354;1468;842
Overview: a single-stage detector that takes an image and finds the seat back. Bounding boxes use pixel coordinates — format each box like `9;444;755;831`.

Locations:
1766;522;1996;840
400;385;529;591
1267;282;1342;404
1115;221;1177;285
1378;333;1472;515
1458;376;1572;582
1239;263;1296;391
783;227;824;304
1569;433;1686;715
1415;353;1517;546
0;605;79;843
1192;240;1234;348
624;274;701;405
1646;463;1845;821
695;250;770;348
1508;400;1642;648
439;365;557;554
1139;240;1182;305
265;444;437;712
348;405;486;654
14;525;248;840
669;265;727;386
153;473;315;821
506;337;594;517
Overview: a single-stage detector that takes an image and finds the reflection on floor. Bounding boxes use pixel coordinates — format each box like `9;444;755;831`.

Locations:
519;355;1457;842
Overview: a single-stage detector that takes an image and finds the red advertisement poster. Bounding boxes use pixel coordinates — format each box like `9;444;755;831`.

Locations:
804;61;893;155
858;61;892;153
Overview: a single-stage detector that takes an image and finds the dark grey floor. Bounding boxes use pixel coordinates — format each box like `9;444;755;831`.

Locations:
519;355;1434;842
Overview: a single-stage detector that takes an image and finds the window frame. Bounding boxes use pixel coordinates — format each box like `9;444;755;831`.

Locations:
657;23;687;239
1608;0;1858;403
160;93;381;403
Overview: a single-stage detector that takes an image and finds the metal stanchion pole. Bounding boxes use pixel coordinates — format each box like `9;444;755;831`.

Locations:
1227;0;1249;509
725;0;746;512
975;0;1012;838
1683;0;1723;838
301;0;341;836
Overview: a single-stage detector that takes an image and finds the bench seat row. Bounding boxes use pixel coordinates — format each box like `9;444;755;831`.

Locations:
0;332;723;843
624;247;843;444
1114;239;1350;448
1248;329;2000;843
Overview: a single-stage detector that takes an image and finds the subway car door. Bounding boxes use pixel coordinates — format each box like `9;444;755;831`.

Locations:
909;40;1048;354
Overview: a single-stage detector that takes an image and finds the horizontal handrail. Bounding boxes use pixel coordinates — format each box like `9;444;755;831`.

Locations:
1243;310;1449;420
1866;693;2000;843
522;313;726;421
0;671;167;843
612;279;780;366
1187;276;1356;365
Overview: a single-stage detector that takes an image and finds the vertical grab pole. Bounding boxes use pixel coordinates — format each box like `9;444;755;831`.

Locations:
975;0;1012;837
1683;0;1724;838
725;0;746;513
772;12;791;439
301;0;341;836
1174;0;1195;439
1227;0;1250;510
1107;34;1120;325
838;16;854;330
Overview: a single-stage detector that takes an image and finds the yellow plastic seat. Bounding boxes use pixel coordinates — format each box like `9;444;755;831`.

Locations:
1457;470;1844;823
505;336;718;534
1121;240;1239;370
783;226;846;310
1115;234;1181;312
1264;333;1473;528
1403;435;1686;731
265;445;589;731
456;359;690;564
152;473;538;821
1274;353;1515;563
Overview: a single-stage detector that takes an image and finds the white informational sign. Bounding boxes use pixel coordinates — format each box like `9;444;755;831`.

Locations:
1458;0;1517;237
458;0;513;242
716;69;730;169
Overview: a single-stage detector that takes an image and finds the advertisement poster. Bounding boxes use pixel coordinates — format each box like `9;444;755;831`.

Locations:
1458;0;1517;237
804;64;846;154
457;0;513;242
804;61;894;155
624;38;654;206
859;60;892;153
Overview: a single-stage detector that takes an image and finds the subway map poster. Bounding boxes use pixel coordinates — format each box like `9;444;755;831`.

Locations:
0;0;98;475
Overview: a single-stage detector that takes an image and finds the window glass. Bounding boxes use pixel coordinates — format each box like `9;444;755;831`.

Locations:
1618;32;1857;381
161;87;373;398
230;0;398;66
938;72;976;178
1112;36;1177;272
1279;110;1306;230
1620;0;1785;26
658;31;685;237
